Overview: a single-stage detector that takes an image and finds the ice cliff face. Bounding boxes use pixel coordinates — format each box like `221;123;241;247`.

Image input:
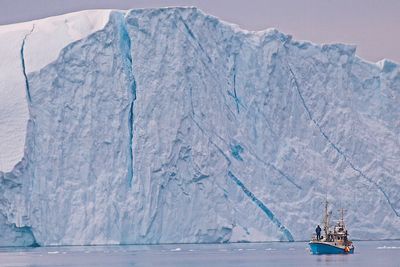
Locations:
0;9;111;173
0;7;399;246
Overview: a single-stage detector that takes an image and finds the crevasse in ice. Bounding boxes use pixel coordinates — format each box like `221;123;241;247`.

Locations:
0;7;399;246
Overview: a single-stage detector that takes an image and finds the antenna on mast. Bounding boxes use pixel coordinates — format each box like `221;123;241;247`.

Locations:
338;208;347;226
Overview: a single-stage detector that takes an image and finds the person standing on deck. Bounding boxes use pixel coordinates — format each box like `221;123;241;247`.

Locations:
316;225;322;240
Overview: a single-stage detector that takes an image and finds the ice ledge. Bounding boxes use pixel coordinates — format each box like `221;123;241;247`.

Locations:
125;7;386;68
0;9;112;74
2;7;396;73
376;59;399;73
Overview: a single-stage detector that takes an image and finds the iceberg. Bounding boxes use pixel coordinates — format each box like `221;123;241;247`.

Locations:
0;7;399;246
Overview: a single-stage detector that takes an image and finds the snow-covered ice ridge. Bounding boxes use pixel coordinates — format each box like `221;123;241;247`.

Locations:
0;7;399;246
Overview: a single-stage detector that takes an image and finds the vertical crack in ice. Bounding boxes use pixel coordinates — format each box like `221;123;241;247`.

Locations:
228;54;241;113
127;101;134;187
287;64;399;217
189;86;195;116
20;24;35;104
227;171;294;241
118;13;136;187
233;56;239;112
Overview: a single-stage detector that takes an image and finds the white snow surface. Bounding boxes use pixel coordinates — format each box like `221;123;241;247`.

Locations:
0;9;111;172
0;7;399;246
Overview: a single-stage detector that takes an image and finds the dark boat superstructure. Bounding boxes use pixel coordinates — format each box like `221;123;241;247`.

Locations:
309;201;354;254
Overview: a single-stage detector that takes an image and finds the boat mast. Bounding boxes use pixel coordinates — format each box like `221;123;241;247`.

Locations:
323;198;330;237
322;174;330;237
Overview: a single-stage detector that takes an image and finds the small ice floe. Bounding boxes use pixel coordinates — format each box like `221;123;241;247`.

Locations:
377;246;400;250
171;248;182;251
188;249;195;252
246;248;256;251
48;251;59;254
62;251;67;254
265;248;276;251
237;248;243;251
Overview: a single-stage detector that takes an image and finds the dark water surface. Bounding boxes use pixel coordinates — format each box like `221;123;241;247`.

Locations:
1;240;399;267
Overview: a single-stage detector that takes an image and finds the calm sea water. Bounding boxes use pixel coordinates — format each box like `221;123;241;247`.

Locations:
0;240;399;267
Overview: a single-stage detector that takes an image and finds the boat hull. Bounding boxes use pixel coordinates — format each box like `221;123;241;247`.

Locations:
309;242;354;255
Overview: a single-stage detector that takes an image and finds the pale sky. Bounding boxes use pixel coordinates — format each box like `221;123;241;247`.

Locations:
1;0;399;63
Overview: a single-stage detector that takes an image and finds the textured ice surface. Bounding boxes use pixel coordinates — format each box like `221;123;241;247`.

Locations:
0;161;37;246
0;7;399;246
0;10;110;172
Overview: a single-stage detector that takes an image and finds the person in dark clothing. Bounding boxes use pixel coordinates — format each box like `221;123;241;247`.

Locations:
316;225;322;240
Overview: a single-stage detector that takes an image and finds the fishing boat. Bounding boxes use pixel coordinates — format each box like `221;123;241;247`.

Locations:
309;200;355;254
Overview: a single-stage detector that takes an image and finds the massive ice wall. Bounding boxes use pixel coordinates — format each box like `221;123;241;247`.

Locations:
0;7;399;246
